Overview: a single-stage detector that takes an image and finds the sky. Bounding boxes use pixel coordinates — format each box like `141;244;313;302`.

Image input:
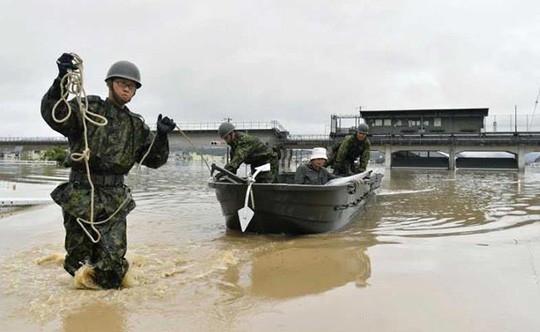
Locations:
2;0;540;137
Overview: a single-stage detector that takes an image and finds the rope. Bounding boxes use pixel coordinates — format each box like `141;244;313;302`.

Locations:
52;53;130;243
175;125;212;172
128;133;158;188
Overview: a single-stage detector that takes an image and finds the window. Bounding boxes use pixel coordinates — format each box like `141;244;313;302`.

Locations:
434;118;442;127
384;119;392;126
408;119;421;127
374;119;383;126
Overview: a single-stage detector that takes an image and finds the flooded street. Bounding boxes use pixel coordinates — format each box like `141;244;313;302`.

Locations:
1;161;539;331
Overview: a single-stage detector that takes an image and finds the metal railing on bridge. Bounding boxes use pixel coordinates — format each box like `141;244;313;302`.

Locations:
276;132;540;150
286;134;329;141
152;120;289;133
368;132;540;146
0;136;67;144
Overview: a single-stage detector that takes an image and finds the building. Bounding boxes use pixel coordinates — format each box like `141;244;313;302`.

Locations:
330;108;489;137
361;108;489;135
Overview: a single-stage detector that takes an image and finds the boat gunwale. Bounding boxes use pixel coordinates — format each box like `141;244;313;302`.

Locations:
207;181;360;192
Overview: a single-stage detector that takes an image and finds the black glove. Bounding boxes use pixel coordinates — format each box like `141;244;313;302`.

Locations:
56;53;78;78
214;172;226;180
224;164;236;173
157;114;176;135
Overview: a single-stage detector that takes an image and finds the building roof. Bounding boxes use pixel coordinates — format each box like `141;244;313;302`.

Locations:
359;108;489;117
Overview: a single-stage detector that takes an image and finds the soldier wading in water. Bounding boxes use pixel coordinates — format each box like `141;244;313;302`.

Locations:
41;52;176;289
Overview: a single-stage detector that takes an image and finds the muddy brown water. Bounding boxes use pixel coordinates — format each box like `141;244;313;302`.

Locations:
0;161;539;331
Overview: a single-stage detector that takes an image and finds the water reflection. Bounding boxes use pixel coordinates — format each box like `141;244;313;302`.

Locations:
248;238;372;298
210;232;379;303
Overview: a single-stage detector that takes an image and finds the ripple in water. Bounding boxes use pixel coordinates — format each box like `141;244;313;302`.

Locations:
346;169;540;239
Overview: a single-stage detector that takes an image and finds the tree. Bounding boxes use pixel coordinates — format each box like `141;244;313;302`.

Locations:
42;146;68;163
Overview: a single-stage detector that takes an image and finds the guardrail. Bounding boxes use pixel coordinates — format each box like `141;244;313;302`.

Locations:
0;137;67;143
151;120;289;133
277;132;540;148
286;134;329;141
369;133;540;146
4;130;540;147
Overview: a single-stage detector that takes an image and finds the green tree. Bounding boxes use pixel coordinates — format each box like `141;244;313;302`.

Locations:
42;146;68;163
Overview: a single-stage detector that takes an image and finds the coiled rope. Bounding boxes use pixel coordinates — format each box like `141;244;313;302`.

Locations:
51;53;131;243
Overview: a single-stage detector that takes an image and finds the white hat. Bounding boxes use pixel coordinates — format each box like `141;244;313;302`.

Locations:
310;147;328;161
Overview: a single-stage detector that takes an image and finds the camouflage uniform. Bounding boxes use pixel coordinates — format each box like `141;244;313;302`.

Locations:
41;77;169;289
328;135;371;176
226;132;277;183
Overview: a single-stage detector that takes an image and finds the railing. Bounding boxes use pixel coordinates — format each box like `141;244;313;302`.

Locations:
368;132;540;146
0;137;67;143
0;160;58;165
0;121;289;144
151;120;288;132
286;134;329;141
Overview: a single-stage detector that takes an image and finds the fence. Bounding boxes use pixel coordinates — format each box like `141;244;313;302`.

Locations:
484;115;540;132
152;120;288;132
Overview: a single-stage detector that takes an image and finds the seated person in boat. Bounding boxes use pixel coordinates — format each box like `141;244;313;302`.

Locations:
326;123;371;176
294;147;338;185
217;122;278;183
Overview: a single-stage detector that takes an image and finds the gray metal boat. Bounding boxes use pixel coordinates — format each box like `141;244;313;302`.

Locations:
208;164;383;234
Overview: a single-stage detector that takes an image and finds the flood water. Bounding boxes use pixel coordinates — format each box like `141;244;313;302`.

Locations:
0;160;539;331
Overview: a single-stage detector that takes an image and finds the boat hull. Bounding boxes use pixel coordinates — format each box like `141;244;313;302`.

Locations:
208;173;383;234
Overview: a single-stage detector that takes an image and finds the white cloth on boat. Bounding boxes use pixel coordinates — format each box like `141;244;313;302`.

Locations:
324;170;372;186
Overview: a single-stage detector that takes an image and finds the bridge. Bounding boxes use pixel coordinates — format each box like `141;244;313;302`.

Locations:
2;122;540;171
279;132;540;171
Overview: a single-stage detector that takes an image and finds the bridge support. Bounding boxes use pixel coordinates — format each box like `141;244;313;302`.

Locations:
384;146;392;169
279;148;294;171
448;147;456;170
517;145;526;171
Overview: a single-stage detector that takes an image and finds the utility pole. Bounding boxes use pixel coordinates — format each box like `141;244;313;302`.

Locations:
515;105;518;133
222;117;232;163
528;88;540;131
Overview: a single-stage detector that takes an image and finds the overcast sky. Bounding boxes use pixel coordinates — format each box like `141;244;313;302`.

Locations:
2;0;540;136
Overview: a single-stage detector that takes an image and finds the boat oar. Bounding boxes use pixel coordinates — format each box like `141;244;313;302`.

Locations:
210;163;247;184
238;163;271;232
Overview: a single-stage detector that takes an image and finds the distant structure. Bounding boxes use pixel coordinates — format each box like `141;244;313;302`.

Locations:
330;108;489;137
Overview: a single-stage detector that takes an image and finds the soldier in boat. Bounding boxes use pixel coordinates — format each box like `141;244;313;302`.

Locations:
217;122;278;183
327;123;371;176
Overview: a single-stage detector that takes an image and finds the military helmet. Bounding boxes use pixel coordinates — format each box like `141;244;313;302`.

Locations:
356;123;369;134
105;60;142;88
218;122;235;138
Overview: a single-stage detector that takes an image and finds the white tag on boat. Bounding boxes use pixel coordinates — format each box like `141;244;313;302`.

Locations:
238;206;255;232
